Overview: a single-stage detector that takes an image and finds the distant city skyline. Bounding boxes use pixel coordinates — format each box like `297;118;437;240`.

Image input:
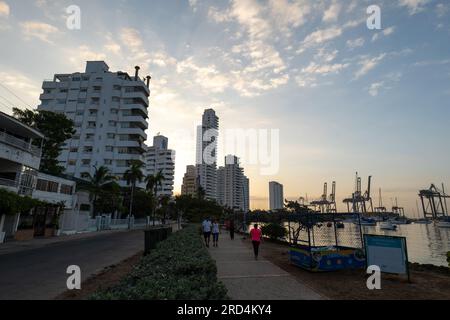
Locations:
0;0;449;214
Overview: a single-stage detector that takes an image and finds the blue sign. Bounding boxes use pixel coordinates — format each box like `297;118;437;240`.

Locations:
364;235;409;275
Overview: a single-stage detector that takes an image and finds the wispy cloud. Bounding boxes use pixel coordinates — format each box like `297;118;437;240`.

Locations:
354;53;386;79
20;21;60;44
0;1;9;17
399;0;430;15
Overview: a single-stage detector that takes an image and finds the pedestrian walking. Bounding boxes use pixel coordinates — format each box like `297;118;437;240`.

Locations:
229;219;235;240
202;218;212;247
250;224;262;260
212;220;220;247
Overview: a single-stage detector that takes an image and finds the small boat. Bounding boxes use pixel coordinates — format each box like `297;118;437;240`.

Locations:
380;221;397;230
390;217;411;225
437;218;450;228
354;218;377;226
414;219;432;225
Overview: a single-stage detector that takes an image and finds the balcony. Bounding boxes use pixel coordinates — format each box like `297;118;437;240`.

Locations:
42;81;57;89
0;131;41;157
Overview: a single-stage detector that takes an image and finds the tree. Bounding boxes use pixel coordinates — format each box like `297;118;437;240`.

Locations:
145;170;165;226
13;108;75;175
84;166;117;217
124;160;145;226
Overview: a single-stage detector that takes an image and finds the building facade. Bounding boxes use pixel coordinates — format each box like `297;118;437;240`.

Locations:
37;61;150;187
196;109;219;201
217;155;249;212
145;135;175;197
181;165;198;197
269;181;284;211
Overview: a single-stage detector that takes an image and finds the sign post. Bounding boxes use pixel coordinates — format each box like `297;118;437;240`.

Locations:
364;234;410;282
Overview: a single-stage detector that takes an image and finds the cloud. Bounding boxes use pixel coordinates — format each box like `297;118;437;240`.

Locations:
368;72;402;96
346;37;365;49
323;1;342;23
268;0;311;35
372;26;396;42
20;21;60;44
436;3;449;17
297;27;343;53
120;28;143;52
399;0;430;15
0;1;9;17
229;0;271;40
354;53;386;79
0;70;42;106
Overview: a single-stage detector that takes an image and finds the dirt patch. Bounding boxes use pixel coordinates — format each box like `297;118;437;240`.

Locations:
245;239;450;300
55;252;143;300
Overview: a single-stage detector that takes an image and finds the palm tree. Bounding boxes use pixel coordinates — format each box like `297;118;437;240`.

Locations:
87;166;116;217
124;161;145;228
145;170;165;226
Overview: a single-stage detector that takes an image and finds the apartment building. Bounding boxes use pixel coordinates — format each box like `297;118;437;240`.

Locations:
269;181;284;211
37;61;150;187
196;109;219;201
181;165;198;197
145;135;175;197
217;155;250;212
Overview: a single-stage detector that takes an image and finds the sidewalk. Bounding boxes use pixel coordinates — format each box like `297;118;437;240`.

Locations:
208;232;324;300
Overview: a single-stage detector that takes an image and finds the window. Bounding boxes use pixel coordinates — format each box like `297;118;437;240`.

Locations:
104;159;113;165
118;147;128;154
60;184;73;195
105;146;114;152
80;172;90;179
72;135;80;140
68;160;76;166
69;147;78;153
57;99;66;104
78;99;86;104
86;134;94;141
109;121;117;127
76;110;84;116
84;146;93;153
81;159;91;166
112;97;120;102
80;88;87;93
111;109;119;114
36;179;59;193
89;110;97;116
74;122;82;128
72;77;81;81
87;122;96;128
107;133;115;139
113;85;121;90
60;89;68;93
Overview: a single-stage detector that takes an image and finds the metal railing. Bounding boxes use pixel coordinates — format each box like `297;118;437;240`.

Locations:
0;131;42;157
0;177;18;188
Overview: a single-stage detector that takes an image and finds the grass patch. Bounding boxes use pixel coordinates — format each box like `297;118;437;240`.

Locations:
91;226;228;300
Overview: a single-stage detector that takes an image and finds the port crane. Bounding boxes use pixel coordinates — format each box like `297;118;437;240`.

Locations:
310;181;337;213
343;172;373;214
419;183;449;219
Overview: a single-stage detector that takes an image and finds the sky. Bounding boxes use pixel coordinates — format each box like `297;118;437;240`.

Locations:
0;0;449;216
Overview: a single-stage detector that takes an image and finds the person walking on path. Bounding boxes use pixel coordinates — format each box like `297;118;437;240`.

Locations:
229;220;235;240
250;224;262;260
212;220;220;247
202;218;212;248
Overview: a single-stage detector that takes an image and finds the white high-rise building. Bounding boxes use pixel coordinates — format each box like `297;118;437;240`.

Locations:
196;109;219;201
269;181;284;211
145;135;175;197
38;61;150;187
217;155;249;212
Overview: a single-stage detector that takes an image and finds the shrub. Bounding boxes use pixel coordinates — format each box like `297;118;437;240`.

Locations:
91;226;228;300
261;223;287;241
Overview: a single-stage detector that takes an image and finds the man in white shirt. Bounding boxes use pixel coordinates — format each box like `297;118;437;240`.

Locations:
202;218;212;247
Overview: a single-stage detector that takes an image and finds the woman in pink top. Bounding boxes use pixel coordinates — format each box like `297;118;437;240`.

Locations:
250;224;262;260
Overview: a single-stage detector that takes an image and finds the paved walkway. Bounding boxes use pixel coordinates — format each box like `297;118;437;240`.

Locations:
208;232;324;300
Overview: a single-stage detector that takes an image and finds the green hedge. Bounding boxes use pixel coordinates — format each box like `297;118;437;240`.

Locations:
91;226;228;300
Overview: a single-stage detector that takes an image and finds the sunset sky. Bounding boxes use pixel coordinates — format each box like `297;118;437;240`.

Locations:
0;0;449;215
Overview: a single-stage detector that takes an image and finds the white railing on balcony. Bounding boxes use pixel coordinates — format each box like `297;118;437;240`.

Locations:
0;131;42;157
0;177;18;188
